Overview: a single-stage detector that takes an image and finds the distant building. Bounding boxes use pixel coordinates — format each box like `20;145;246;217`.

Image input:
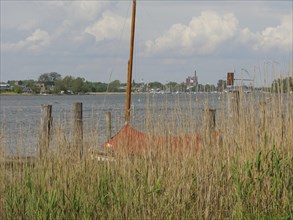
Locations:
186;69;198;88
0;83;10;90
15;81;23;86
22;86;32;94
227;72;234;86
36;83;46;93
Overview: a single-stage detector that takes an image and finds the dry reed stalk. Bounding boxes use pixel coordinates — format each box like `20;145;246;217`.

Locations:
0;68;292;219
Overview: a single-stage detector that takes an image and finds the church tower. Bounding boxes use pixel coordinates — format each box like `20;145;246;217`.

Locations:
194;69;198;86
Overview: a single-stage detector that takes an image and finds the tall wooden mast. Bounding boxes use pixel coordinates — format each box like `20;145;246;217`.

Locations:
125;0;136;124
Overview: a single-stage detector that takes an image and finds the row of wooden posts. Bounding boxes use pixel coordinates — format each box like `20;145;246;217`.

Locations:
39;92;242;158
39;102;219;159
39;103;112;159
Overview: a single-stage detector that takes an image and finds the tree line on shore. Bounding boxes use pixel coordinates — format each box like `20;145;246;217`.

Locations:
1;72;292;94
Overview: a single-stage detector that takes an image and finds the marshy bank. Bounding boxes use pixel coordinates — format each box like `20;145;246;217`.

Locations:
0;87;292;219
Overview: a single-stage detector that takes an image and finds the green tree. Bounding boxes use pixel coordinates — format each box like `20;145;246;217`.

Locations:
26;81;40;94
217;80;227;91
148;81;163;90
108;80;121;92
272;76;293;93
196;84;205;92
53;80;64;94
38;72;62;86
62;76;74;91
82;81;93;93
166;81;178;92
52;75;74;94
94;82;108;92
13;85;23;94
71;77;85;94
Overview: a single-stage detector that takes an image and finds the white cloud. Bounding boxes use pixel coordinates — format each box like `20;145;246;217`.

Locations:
236;14;292;53
2;29;50;52
46;1;112;21
146;11;239;55
1;1;291;83
146;10;292;56
84;11;130;42
71;2;107;20
236;28;260;51
257;15;292;52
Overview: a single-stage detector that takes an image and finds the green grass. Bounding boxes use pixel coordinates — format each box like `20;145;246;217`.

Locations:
1;146;292;219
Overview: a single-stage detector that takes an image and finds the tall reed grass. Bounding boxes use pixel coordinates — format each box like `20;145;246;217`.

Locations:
0;76;292;219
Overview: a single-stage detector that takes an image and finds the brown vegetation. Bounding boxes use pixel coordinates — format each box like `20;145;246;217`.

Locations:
0;84;292;219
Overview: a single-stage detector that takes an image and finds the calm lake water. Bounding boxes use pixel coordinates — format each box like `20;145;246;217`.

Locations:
0;93;222;155
3;92;287;156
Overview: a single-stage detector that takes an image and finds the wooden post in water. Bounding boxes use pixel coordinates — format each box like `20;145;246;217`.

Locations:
106;112;111;141
208;109;216;131
39;104;52;158
203;108;216;145
74;103;83;159
227;90;240;120
232;90;240;120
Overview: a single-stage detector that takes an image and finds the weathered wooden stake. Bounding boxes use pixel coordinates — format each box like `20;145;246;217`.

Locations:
106;112;111;141
39;104;52;158
208;109;216;131
233;91;240;120
74;102;83;159
227;90;240;120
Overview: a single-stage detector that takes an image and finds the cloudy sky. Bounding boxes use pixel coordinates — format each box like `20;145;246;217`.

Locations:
1;0;292;86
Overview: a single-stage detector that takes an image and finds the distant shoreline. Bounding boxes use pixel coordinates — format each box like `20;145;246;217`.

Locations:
0;92;146;96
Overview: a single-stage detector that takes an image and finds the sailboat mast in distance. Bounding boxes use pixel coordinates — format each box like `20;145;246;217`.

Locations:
125;0;136;124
